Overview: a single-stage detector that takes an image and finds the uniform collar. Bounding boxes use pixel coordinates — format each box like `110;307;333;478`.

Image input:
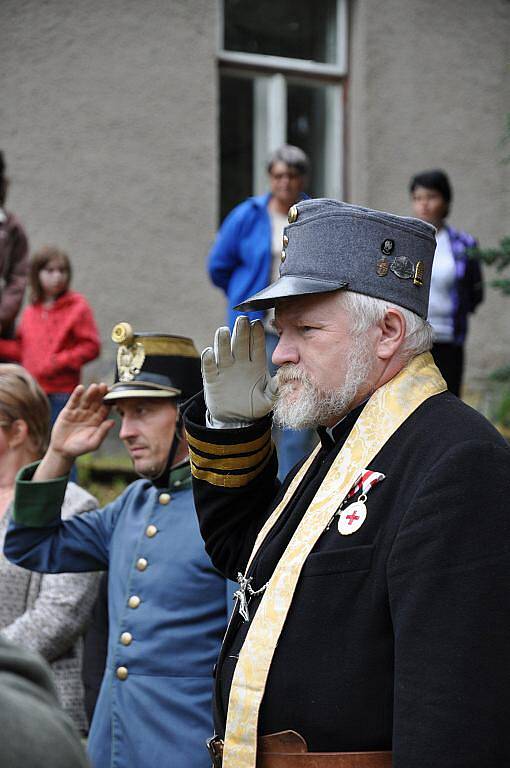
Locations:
152;458;192;491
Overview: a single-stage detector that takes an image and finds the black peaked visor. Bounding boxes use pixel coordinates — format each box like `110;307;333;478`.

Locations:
235;275;348;312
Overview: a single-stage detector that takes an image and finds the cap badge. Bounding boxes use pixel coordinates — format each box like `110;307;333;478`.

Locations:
117;340;146;382
288;205;298;224
390;255;414;280
376;257;389;276
413;260;424;286
381;238;394;256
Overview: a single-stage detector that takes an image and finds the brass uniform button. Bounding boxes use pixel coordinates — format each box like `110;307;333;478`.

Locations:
146;524;158;538
128;595;141;609
159;492;171;505
116;666;128;681
120;632;133;646
288;205;298;223
281;250;286;263
283;234;289;247
136;557;148;572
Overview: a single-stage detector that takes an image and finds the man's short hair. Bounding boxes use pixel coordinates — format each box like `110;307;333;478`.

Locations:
267;145;310;177
340;291;433;361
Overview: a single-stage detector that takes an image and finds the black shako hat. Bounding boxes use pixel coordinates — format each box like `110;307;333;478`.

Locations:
104;322;202;403
235;199;437;319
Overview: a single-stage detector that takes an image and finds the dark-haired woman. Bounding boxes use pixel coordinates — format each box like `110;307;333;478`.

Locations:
410;169;484;395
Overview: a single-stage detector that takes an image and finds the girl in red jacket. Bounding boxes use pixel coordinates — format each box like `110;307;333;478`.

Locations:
0;245;101;425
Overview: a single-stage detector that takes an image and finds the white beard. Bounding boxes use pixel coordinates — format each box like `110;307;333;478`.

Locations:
273;335;374;430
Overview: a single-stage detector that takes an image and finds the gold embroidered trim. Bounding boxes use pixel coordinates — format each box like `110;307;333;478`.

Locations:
189;441;272;471
185;429;271;457
191;447;274;487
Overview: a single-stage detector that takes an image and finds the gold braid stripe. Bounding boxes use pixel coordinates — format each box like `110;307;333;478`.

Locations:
191;446;274;488
189;440;272;471
185;428;271;457
141;337;199;357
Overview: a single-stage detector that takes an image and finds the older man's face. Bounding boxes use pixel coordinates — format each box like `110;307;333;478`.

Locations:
272;292;377;428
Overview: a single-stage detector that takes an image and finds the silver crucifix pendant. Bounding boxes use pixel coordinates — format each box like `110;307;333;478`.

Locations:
233;572;253;622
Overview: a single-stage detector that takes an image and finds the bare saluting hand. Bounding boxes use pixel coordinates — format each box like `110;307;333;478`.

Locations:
34;384;115;481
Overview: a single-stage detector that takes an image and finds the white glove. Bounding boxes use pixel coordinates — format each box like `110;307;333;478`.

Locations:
202;316;278;428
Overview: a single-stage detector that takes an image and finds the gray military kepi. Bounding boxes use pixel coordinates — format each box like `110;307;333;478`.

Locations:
236;199;437;319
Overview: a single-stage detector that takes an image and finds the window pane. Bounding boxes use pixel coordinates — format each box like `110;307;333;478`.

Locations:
220;75;254;221
287;82;341;198
224;0;338;64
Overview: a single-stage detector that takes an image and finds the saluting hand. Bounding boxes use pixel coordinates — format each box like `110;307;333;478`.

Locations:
34;384;115;481
202;316;278;427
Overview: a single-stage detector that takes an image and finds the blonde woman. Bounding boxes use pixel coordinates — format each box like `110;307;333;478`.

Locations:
0;364;99;733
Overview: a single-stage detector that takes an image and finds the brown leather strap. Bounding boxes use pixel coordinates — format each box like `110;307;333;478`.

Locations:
257;753;392;768
257;732;391;767
207;731;392;768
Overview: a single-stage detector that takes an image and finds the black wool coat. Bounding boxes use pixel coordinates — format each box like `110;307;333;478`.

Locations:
183;390;510;768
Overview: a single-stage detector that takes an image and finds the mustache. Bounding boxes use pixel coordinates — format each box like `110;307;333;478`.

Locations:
275;364;312;387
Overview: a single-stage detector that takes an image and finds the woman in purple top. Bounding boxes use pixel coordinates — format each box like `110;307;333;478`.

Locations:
410;169;484;395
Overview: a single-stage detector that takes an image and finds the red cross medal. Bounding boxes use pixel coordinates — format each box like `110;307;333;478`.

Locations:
337;469;385;536
338;496;368;535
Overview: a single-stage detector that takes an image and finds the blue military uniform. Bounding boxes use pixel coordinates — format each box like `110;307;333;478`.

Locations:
4;323;234;768
6;462;232;768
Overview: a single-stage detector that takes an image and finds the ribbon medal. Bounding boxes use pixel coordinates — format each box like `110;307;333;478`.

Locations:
337;469;385;536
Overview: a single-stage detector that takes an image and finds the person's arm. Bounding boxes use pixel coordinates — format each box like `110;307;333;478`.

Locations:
0;637;90;768
183;317;281;578
34;382;115;481
0;216;29;327
207;204;246;292
466;241;484;312
3;384;117;572
184;394;280;579
50;298;101;373
388;439;510;766
2;483;101;659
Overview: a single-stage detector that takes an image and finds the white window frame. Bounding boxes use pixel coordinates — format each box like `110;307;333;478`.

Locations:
218;0;348;76
218;0;347;201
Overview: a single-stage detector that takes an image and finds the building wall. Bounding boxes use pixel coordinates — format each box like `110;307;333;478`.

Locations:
2;0;224;383
2;0;509;396
348;0;510;389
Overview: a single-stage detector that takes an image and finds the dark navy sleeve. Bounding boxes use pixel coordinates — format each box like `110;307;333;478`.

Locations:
183;393;281;580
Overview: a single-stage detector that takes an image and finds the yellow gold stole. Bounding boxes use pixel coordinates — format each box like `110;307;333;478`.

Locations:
223;352;446;768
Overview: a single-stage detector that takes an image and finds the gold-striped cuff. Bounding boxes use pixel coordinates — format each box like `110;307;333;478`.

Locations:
186;427;273;487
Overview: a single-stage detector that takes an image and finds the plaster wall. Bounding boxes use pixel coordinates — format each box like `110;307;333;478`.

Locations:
1;0;223;383
348;0;510;388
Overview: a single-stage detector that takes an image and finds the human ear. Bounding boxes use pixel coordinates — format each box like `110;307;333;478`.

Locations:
375;309;406;360
6;419;29;449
